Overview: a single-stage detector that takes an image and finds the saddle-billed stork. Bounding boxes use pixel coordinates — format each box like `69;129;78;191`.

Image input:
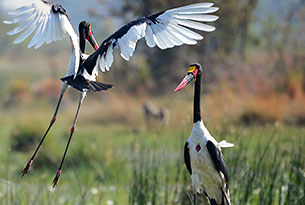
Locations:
4;1;112;187
174;64;234;205
5;0;219;187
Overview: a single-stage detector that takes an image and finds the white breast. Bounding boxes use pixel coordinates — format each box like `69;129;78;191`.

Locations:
188;120;224;203
80;53;99;81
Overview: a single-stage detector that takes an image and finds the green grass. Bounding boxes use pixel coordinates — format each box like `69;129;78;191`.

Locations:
0;98;304;204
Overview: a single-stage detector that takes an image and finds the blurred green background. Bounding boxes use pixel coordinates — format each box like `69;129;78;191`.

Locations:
0;0;304;204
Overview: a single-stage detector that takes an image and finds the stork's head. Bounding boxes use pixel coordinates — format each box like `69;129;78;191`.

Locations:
79;21;99;51
174;63;202;92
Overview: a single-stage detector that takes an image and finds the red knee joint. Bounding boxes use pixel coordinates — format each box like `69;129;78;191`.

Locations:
29;159;33;166
22;159;34;177
51;116;56;124
71;125;76;133
52;169;62;188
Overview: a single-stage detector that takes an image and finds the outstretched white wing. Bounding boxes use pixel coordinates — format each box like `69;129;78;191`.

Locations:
83;2;218;74
144;2;218;49
4;0;80;76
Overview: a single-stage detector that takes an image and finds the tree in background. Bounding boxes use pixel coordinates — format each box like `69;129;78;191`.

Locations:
90;0;305;96
91;0;211;94
211;0;258;58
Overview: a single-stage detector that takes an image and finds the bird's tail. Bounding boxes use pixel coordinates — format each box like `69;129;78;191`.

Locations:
61;75;113;92
218;140;234;148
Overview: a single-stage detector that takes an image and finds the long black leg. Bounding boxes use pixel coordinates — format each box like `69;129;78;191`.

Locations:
22;84;68;177
52;92;86;187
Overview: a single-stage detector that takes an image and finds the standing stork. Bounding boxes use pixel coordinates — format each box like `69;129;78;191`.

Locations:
5;0;219;187
174;64;234;205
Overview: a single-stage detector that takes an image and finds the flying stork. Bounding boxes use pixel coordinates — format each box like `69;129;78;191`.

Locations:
174;64;234;205
5;0;219;187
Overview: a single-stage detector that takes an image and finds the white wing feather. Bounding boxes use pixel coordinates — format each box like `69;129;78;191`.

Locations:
98;23;147;72
96;3;218;72
147;2;218;48
4;0;80;77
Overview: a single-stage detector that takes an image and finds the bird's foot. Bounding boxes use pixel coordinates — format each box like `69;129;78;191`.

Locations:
21;159;33;177
52;169;62;188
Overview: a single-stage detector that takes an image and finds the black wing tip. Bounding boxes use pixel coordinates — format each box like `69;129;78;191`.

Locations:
61;75;113;92
184;141;192;175
206;141;229;182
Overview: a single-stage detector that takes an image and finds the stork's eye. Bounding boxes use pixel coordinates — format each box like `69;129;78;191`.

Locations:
196;144;201;152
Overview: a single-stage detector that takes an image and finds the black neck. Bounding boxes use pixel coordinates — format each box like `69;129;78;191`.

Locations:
79;25;86;53
193;73;202;123
79;33;86;53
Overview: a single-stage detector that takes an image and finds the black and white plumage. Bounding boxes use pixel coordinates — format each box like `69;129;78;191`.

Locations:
6;1;219;76
5;0;79;76
175;64;234;205
5;0;218;187
4;0;112;188
4;0;105;86
82;2;219;74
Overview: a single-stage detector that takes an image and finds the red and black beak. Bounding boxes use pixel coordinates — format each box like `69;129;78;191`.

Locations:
174;65;199;92
87;25;99;51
